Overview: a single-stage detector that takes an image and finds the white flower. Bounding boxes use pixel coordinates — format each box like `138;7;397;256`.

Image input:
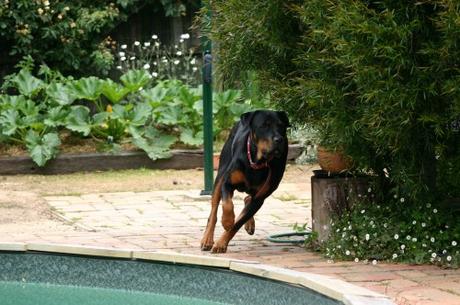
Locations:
392;253;398;259
173;59;180;65
372;260;377;265
116;65;122;70
368;187;372;193
433;208;438;214
354;258;359;263
406;235;411;241
361;209;365;214
121;44;127;49
431;252;437;258
174;44;178;49
192;67;198;72
190;58;196;65
348;225;352;230
144;42;151;47
401;244;406;250
430;237;435;243
134;41;140;46
443;249;447;254
365;234;370;241
143;63;150;70
426;203;431;208
412;220;416;225
176;51;182;56
383;223;387;228
120;56;126;61
422;243;427;247
412;238;417;242
152;34;158;40
180;33;190;39
370;220;374;225
394;194;398;199
162;59;168;63
421;222;426;227
155;42;160;47
138;86;143;91
345;250;351;256
447;256;452;262
394;234;399;240
119;51;125;57
179;39;184;43
400;197;405;203
130;56;136;60
151;72;158;77
44;0;50;6
452;241;457;246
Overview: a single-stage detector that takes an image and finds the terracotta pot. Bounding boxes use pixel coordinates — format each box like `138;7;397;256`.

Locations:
213;153;220;170
317;146;353;173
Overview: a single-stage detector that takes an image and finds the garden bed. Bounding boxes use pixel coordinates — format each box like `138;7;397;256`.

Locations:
0;144;302;175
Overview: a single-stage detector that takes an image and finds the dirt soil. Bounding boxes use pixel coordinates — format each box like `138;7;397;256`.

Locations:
0;164;316;228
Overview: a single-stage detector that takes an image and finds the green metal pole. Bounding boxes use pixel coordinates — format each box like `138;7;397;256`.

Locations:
201;2;213;195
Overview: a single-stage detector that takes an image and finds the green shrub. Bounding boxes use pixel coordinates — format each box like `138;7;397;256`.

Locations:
0;0;191;76
0;59;261;166
207;0;460;265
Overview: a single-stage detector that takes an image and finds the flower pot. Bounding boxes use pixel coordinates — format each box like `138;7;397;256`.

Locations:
213;153;220;170
317;146;353;173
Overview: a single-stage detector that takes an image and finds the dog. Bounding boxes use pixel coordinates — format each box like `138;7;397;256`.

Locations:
201;110;290;253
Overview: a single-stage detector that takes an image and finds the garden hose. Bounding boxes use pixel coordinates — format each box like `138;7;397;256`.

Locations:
267;230;312;244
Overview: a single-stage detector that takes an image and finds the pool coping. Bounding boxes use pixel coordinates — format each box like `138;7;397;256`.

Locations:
0;242;395;305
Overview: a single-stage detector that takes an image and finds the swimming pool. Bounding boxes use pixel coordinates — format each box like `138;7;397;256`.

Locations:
0;244;394;305
0;252;340;305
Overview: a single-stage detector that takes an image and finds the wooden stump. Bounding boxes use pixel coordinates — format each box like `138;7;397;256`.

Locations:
311;174;369;242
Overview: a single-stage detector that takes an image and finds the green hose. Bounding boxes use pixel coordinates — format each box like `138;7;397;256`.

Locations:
267;231;312;244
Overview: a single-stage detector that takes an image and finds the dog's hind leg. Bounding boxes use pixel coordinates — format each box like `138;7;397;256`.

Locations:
243;196;255;235
201;178;223;251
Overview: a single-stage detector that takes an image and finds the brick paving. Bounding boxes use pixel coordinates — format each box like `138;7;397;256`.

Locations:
1;181;459;305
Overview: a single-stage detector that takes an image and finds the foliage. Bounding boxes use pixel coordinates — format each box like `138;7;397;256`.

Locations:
0;60;260;166
0;0;193;75
207;0;460;266
207;0;460;202
115;33;201;86
323;187;460;268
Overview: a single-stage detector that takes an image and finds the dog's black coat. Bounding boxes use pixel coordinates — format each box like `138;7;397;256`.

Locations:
201;110;290;253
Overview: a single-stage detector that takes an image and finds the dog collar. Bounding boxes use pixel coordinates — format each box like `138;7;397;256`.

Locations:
247;135;269;170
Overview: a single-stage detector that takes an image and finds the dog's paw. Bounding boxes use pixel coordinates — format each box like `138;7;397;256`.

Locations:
211;240;228;253
200;235;214;251
244;217;255;235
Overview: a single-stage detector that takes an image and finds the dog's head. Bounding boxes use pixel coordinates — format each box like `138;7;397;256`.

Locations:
241;110;290;160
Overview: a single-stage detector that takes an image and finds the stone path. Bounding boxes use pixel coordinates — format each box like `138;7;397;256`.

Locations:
1;181;460;305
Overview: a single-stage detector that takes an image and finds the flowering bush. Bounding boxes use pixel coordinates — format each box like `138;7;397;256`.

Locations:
114;33;200;86
324;188;460;268
0;0;191;75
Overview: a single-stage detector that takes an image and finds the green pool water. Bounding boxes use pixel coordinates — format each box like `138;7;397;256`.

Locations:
0;252;342;305
0;281;225;305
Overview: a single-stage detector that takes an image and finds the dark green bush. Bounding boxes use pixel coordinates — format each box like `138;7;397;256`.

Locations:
0;0;191;76
207;0;460;202
208;0;460;265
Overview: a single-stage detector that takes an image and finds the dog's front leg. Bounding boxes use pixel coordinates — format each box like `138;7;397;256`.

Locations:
212;197;265;253
201;178;224;251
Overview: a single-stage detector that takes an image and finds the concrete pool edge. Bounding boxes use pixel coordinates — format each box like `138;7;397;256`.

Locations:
0;242;395;305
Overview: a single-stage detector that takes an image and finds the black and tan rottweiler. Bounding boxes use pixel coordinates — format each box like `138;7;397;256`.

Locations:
201;110;290;253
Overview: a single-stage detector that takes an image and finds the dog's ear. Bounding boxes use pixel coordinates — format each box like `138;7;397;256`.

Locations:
277;111;291;128
240;111;258;127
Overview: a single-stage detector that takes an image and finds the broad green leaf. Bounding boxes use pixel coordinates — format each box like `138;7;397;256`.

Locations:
25;131;61;167
132;126;176;161
120;69;151;92
68;77;103;101
180;128;203;147
101;79;130;103
44;106;69;128
65;106;92;136
93;112;109;125
141;85;169;104
0;109;21;136
13;69;44;97
46;82;76;106
131;102;152;126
